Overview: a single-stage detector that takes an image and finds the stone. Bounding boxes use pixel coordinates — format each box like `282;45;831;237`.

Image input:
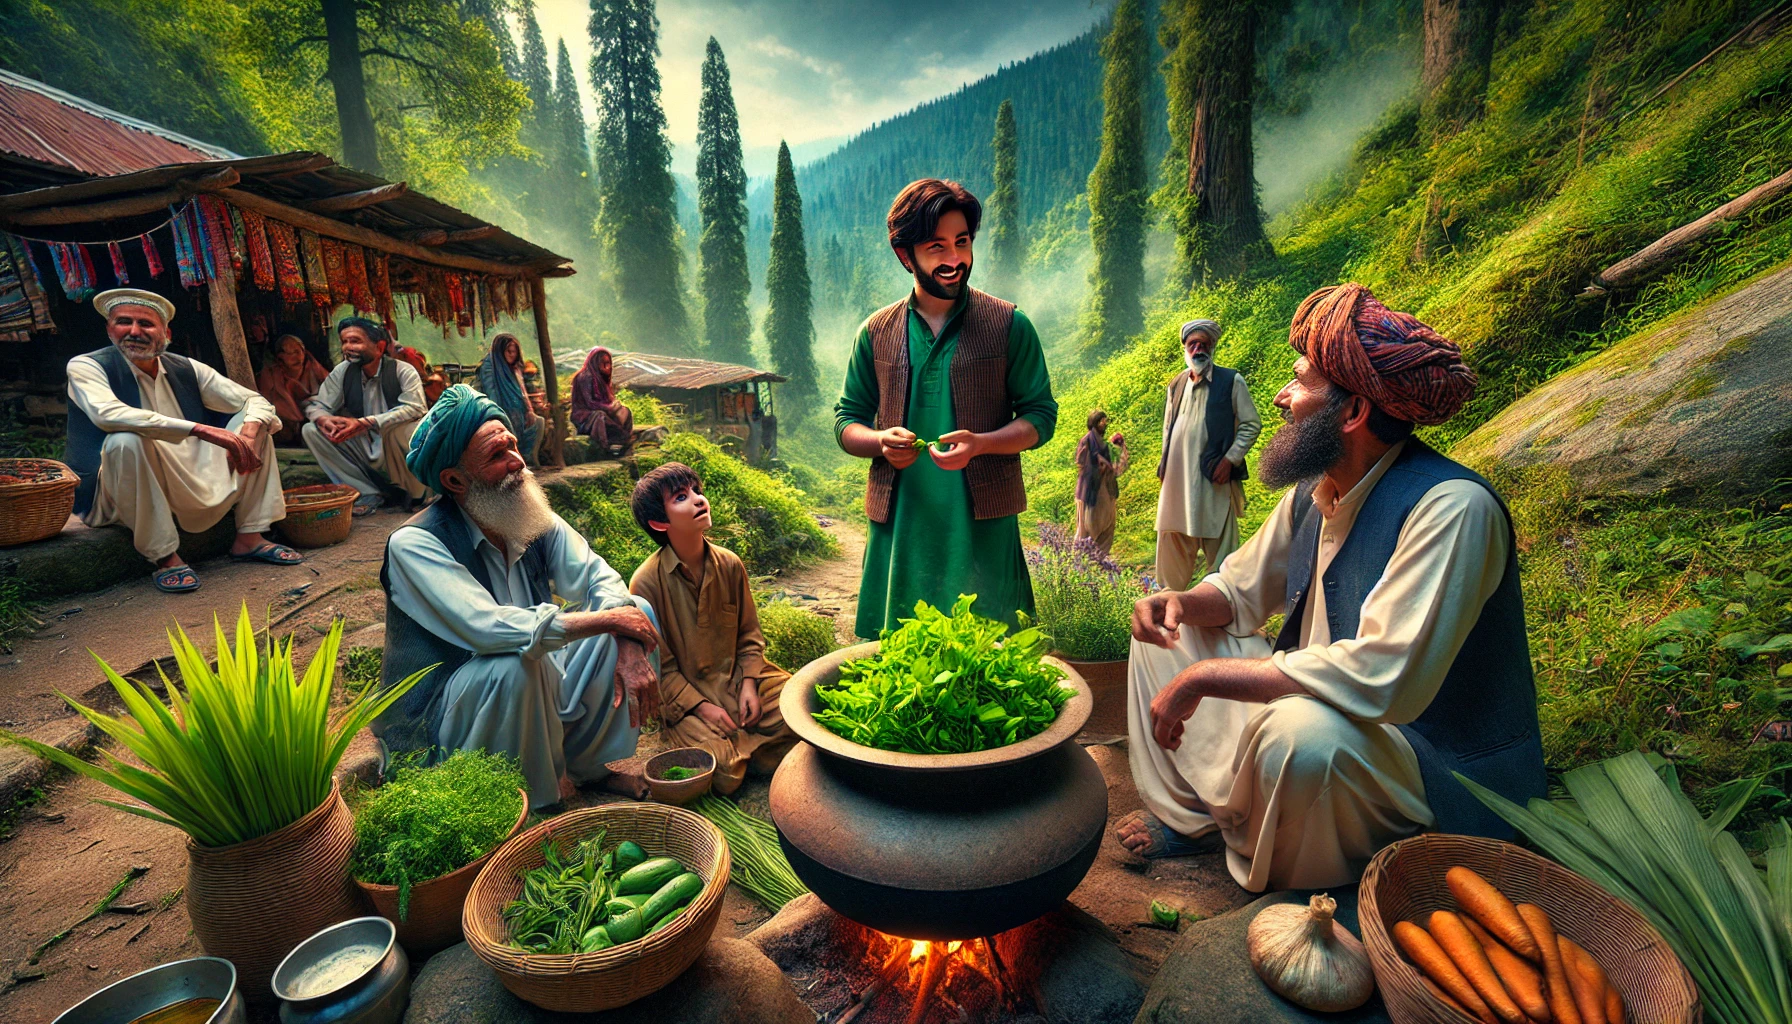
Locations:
1134;886;1390;1024
1455;259;1792;499
0;715;98;815
2;515;237;603
402;938;811;1024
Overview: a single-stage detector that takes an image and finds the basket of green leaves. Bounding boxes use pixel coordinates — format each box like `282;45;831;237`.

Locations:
350;750;531;956
462;803;729;1012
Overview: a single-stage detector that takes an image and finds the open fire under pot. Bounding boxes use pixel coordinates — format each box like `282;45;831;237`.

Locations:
768;642;1110;1023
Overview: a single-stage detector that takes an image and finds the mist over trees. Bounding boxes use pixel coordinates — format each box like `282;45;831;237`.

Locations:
765;142;819;420
696;38;754;366
1084;0;1151;361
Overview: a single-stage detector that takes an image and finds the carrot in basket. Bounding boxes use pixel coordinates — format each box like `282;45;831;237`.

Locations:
1604;983;1624;1024
1394;919;1499;1024
1558;937;1610;1024
1559;937;1624;1024
1462;916;1552;1023
1517;903;1582;1024
1428;910;1528;1024
1447;866;1543;961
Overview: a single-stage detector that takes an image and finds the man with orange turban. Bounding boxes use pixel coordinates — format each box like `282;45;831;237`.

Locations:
1113;283;1543;893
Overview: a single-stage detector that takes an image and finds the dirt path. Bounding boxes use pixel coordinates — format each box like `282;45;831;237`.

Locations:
760;517;867;647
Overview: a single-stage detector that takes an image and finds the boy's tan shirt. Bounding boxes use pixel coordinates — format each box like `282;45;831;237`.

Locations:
629;540;775;722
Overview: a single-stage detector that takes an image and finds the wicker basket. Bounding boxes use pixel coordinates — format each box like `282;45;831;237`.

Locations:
0;458;77;547
463;802;730;1013
1359;833;1700;1024
275;484;359;548
357;788;530;958
185;780;366;1005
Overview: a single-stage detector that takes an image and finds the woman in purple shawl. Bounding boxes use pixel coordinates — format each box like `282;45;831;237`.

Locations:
571;346;634;455
1073;408;1128;555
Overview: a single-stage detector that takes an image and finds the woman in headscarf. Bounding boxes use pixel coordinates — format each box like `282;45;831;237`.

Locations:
257;332;330;445
475;332;542;460
1073;408;1128;555
571;346;635;456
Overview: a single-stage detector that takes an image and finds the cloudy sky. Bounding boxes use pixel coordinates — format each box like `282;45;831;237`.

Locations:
530;0;1107;177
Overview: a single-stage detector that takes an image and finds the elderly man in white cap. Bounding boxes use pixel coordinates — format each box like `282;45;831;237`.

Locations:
1153;318;1262;591
65;289;300;593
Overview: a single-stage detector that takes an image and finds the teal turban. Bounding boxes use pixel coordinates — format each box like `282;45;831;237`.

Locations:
406;384;513;490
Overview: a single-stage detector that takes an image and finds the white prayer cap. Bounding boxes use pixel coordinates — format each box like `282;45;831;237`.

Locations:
93;288;175;324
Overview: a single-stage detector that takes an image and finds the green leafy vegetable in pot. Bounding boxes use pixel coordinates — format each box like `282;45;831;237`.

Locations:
658;765;701;780
813;595;1072;754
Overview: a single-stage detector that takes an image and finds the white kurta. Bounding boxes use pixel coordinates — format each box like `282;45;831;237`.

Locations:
302;357;428;499
67;352;285;561
384;505;647;807
1129;440;1511;891
1155;368;1260;538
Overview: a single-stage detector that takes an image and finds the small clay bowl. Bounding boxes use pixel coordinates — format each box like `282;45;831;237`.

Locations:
644;747;716;806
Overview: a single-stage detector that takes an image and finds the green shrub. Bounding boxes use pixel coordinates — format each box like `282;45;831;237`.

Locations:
1027;522;1152;661
344;646;382;688
759;599;839;673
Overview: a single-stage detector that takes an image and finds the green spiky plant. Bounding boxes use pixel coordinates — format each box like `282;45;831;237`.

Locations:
0;604;423;848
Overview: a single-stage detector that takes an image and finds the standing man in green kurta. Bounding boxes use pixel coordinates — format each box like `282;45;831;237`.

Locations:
835;179;1059;638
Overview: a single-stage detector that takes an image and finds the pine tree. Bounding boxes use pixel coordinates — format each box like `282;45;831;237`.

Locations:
1086;0;1150;357
553;39;600;250
984;98;1024;297
589;0;689;352
696;38;753;366
764;141;818;417
519;0;555;144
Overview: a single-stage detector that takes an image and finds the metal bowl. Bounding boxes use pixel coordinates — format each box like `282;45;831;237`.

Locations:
53;956;245;1024
271;917;410;1024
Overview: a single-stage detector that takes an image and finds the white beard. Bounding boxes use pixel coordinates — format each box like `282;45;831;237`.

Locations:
460;469;556;552
1185;351;1212;375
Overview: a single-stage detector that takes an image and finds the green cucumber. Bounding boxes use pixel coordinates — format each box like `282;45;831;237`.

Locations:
613;840;649;872
640;871;704;925
603;895;649;917
647;907;682;934
616;856;682;895
605;907;644;943
579;925;613;952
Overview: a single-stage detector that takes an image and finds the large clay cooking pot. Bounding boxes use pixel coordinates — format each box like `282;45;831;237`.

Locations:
770;642;1107;940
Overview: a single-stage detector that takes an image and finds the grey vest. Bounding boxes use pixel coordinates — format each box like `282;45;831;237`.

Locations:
373;497;554;756
1156;365;1251;484
1275;441;1544;839
65;346;218;517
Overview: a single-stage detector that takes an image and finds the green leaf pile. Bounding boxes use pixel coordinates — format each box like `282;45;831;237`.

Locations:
813;595;1071;754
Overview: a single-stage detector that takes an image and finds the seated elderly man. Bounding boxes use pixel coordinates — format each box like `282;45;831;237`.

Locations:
303;316;429;515
65;289;301;593
1115;284;1544;893
374;385;662;807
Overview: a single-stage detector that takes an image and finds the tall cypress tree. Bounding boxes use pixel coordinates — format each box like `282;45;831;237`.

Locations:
1085;0;1149;357
764;142;818;417
985;98;1024;297
695;38;753;366
519;0;555;146
589;0;689;352
553;39;600;250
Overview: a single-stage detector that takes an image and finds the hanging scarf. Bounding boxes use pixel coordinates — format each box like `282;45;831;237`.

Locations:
297;229;332;308
240;209;275;291
170;204;204;288
106;242;129;284
139;233;164;279
265;219;306;302
47;242;99;302
196;195;233;283
344;245;375;311
369;251;395;332
226;204;247;275
4;235;54;331
320;237;351;305
0;234;41;336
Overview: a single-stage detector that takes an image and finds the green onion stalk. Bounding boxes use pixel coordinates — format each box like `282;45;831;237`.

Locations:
693;794;808;910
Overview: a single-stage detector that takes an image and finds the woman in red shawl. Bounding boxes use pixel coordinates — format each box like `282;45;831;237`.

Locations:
571;346;634;455
257;333;331;446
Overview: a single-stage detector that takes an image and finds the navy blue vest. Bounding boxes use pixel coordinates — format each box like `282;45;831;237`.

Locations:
65;346;219;517
1275;441;1544;839
374;497;555;756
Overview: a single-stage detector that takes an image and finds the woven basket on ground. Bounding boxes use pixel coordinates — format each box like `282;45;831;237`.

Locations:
357;788;529;958
1359;833;1699;1024
185;780;366;1005
275;484;358;548
0;458;77;547
463;802;730;1013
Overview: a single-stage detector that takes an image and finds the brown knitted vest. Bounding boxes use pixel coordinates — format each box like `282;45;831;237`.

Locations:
862;287;1026;524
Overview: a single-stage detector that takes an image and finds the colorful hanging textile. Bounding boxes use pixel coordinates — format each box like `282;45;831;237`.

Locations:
106;242;129;284
320;237;351;305
195;196;234;282
226;204;247;276
4;235;54;331
47;242;99;302
139;233;164;279
344;245;375;312
170;203;206;288
297;229;332;308
369;250;395;328
0;234;50;337
265;219;306;302
240;209;275;291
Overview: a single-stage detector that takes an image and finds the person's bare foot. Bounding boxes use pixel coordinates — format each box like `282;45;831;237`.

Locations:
558;774;578;801
599;766;649;800
1112;809;1220;858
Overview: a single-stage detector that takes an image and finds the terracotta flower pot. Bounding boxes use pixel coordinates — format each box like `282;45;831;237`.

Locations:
185;780;364;1004
355;788;530;957
1057;656;1129;738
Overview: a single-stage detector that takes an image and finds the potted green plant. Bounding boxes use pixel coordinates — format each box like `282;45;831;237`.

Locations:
1027;523;1152;736
350;749;530;956
1;604;423;1001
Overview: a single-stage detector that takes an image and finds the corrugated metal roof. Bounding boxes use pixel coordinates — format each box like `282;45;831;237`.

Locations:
0;70;237;180
583;350;788;390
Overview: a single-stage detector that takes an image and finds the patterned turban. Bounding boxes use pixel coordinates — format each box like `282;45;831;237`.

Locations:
406;384;513;491
1180;318;1222;343
1287;283;1476;426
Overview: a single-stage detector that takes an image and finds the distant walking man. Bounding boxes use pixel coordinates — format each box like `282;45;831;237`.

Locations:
303;317;429;515
834;178;1059;636
1154;318;1261;590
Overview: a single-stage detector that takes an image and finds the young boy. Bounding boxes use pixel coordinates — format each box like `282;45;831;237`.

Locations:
628;462;796;795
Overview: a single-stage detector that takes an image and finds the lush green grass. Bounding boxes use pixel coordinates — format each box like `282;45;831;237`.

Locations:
758;600;840;674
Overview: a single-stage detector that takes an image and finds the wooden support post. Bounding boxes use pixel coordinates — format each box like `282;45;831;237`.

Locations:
529;276;567;468
206;260;256;388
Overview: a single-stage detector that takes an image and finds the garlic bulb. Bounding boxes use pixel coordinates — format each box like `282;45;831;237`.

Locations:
1246;893;1376;1012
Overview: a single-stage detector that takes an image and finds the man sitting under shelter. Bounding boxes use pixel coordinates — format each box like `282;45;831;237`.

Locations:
1116;284;1545;892
303;316;429;515
65;288;302;593
374;385;662;808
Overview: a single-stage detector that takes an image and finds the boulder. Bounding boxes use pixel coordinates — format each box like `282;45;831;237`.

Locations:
1134;886;1389;1024
402;939;811;1024
1455;259;1792;499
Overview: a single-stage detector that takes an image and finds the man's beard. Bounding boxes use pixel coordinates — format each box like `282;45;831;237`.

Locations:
1185;350;1212;374
459;468;555;551
113;334;166;362
1257;391;1349;489
914;260;971;300
345;350;373;366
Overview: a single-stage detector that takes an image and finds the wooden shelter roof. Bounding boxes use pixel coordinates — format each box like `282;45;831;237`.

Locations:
584;351;789;390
